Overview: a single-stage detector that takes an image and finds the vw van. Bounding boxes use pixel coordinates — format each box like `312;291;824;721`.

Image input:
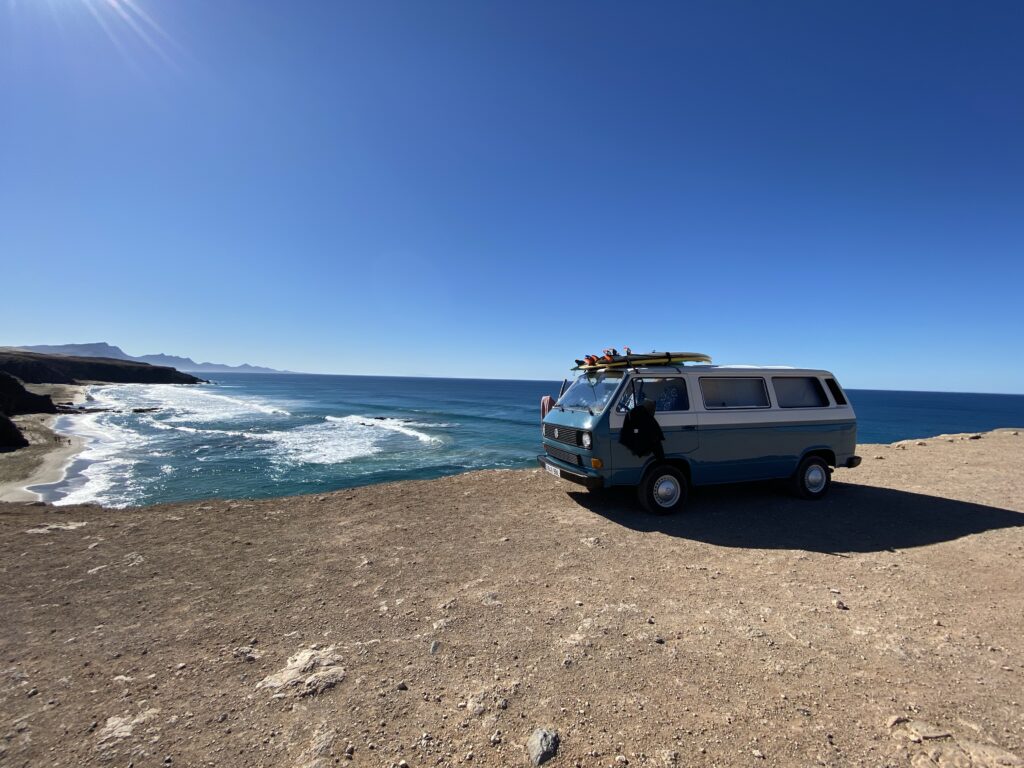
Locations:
538;364;861;513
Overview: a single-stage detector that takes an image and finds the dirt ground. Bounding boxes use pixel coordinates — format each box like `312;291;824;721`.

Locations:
1;430;1022;768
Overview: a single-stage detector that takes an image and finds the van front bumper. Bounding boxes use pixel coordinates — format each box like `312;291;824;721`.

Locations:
537;455;605;490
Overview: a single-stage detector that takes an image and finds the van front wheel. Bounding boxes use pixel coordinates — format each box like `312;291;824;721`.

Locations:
792;456;831;500
638;465;688;514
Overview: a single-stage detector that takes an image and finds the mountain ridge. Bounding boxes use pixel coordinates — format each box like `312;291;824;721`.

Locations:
16;343;286;374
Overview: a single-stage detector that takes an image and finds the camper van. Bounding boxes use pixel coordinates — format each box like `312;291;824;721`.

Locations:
539;359;860;513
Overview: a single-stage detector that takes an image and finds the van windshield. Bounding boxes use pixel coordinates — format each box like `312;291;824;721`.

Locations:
556;371;624;413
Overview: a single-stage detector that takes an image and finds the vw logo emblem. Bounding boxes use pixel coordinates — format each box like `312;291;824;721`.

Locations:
553;428;560;439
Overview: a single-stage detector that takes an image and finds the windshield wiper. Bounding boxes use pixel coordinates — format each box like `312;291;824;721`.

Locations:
561;403;595;415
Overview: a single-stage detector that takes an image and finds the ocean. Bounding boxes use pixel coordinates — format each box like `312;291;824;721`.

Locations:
37;373;1024;508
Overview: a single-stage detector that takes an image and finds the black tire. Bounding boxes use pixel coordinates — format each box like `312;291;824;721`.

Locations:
638;464;688;514
792;455;831;499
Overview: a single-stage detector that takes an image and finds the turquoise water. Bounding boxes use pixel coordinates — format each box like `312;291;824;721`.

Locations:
38;373;1024;507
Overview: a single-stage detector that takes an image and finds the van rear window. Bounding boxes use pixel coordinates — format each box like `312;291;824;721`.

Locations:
773;377;829;408
825;378;848;406
699;378;770;409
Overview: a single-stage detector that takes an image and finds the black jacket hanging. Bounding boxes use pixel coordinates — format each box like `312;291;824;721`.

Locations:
619;401;665;459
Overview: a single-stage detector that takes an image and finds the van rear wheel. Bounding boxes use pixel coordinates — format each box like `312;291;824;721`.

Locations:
792;455;831;499
638;465;688;514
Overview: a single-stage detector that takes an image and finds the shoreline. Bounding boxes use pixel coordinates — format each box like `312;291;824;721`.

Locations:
0;385;88;503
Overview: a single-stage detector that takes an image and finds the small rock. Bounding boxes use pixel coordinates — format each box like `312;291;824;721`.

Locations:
832;599;848;610
907;721;952;740
887;715;909;728
344;744;355;756
256;646;345;697
429;640;441;655
615;756;629;765
874;455;885;460
526;728;560;765
752;749;765;759
176;663;187;670
233;646;262;662
26;688;38;697
916;441;927;446
397;681;408;691
654;637;665;645
968;434;982;440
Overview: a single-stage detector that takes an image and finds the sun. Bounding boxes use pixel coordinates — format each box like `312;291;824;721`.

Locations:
10;0;182;69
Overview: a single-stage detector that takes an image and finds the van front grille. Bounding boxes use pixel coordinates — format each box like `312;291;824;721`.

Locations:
543;423;581;446
544;444;582;466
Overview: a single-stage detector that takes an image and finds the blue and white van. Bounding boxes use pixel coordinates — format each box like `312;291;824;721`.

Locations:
538;364;861;513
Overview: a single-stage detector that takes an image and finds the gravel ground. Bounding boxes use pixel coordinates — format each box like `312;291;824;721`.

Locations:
1;429;1022;768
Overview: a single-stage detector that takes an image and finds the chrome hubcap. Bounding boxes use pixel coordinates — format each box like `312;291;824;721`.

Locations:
805;465;827;494
652;475;681;507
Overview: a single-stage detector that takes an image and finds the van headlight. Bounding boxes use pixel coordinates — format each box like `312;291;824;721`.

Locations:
581;432;592;449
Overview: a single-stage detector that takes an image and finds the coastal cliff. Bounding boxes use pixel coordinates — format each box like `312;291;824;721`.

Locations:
0;431;1021;767
0;371;57;416
0;348;203;385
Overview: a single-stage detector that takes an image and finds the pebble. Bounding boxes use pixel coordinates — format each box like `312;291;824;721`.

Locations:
397;681;408;691
832;599;849;610
429;640;441;655
752;749;765;759
526;728;560;766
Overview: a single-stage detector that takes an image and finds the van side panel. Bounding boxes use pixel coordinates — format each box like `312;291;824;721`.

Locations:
691;417;857;485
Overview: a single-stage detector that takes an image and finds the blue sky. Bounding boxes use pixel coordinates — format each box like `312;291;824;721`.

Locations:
2;1;1022;392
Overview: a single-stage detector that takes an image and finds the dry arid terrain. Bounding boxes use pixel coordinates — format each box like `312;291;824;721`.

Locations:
1;430;1022;768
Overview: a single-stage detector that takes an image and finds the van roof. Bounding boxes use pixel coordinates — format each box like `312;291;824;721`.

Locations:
620;364;835;376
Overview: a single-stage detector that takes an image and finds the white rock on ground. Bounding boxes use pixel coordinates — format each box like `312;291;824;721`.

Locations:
256;646;345;697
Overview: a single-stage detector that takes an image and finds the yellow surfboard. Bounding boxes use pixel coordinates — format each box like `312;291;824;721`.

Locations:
573;352;712;371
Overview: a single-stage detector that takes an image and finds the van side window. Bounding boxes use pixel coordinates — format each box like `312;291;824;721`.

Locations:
699;378;770;409
617;378;689;413
824;378;848;406
773;377;829;408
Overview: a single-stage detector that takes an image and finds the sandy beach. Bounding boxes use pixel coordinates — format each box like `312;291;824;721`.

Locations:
0;384;87;503
1;429;1021;767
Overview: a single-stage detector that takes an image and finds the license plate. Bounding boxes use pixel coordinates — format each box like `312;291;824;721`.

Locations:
545;463;561;478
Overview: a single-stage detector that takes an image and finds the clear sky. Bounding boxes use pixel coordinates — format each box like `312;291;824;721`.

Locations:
2;2;1022;392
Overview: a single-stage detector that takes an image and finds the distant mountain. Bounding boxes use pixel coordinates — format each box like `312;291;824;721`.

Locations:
16;343;286;374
